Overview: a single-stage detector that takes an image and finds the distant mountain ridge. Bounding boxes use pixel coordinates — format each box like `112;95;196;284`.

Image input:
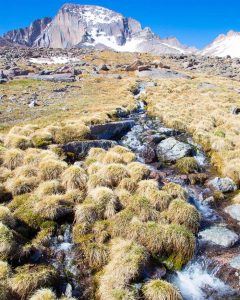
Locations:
2;4;196;55
3;4;240;58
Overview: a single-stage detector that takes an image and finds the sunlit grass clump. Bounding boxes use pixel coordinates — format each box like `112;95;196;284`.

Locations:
143;279;183;300
164;199;200;233
98;238;148;300
175;157;198;174
8;264;57;299
29;288;57;300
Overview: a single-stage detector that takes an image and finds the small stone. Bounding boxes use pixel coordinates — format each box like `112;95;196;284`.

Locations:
28;100;38;108
99;64;109;71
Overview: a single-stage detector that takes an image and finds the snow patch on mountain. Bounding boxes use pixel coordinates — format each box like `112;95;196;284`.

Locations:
29;56;81;64
202;31;240;58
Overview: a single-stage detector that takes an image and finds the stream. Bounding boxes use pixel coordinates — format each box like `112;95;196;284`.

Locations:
119;81;240;299
47;81;239;299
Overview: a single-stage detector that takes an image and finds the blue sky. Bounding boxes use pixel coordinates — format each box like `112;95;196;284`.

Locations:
1;0;240;48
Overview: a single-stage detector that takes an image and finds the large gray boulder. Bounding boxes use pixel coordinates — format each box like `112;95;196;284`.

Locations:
90;120;135;140
136;68;191;79
156;137;192;162
208;177;237;193
199;226;239;247
224;204;240;222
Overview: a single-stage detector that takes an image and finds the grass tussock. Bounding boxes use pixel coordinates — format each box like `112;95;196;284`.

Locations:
34;195;72;221
35;180;64;197
118;178;138;193
62;166;88;191
8;194;45;229
29;288;57;300
64;189;86;204
31;131;53;148
111;216;195;270
162;183;187;200
4;134;32;150
97;163;129;187
128;195;158;222
90;187;119;219
74;202;98;225
164;199;200;233
53;123;90;144
82;242;109;270
6;176;38;196
175;157;198;174
143;279;183;300
0;260;11;280
98;238;148;300
0;222;15;260
9;264;57;299
39;159;67;180
128;162;150;181
3;148;24;170
0;206;16;228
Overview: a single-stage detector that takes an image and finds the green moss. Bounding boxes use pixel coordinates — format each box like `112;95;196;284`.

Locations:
32;136;52;148
8;194;45;230
40;221;57;231
214;130;226;138
9;264;58;299
8;194;31;211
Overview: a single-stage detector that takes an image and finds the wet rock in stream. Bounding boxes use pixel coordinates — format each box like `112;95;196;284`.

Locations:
224;204;240;222
156;137;193;162
199;226;239;248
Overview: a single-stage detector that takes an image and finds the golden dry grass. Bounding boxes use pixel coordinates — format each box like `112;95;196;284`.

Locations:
0;76;136;131
145;75;240;185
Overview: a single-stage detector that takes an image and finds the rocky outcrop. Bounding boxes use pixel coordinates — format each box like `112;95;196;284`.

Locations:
0;37;16;47
136;68;191;79
90;120;135;140
3;17;52;47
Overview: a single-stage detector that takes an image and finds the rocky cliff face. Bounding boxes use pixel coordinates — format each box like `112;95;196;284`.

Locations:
3;17;52;47
2;4;195;55
33;4;142;49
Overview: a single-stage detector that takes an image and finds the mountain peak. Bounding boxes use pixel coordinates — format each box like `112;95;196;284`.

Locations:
2;3;195;55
